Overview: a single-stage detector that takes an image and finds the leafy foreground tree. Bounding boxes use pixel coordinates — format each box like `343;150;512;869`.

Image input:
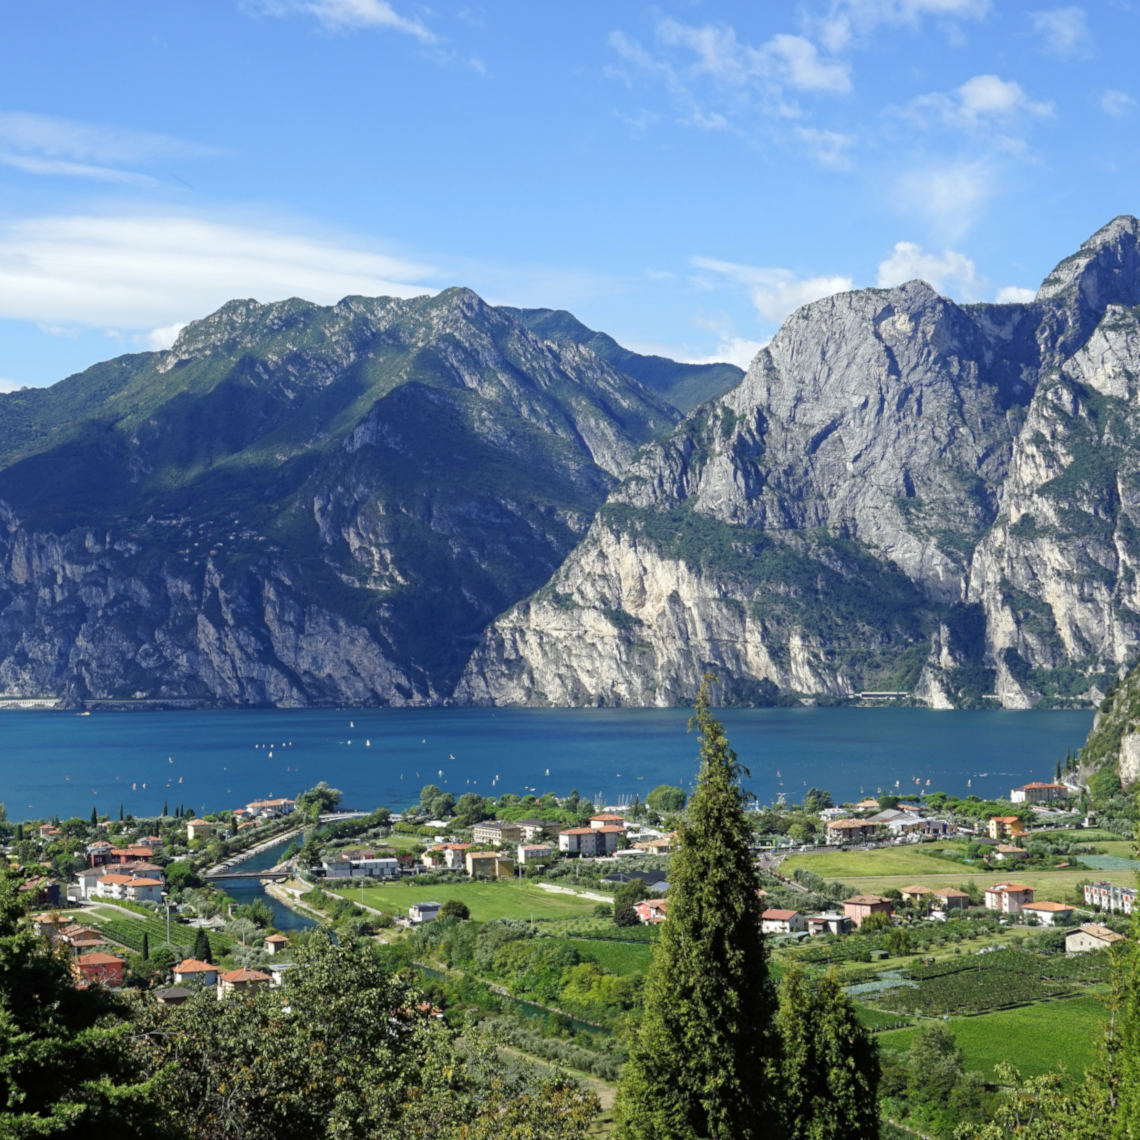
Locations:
613;676;782;1140
776;968;879;1140
131;929;598;1139
0;870;155;1137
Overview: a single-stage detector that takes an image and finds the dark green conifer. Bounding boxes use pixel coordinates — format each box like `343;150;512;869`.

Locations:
192;926;213;964
775;967;879;1139
90;806;98;827
141;931;149;961
614;676;781;1139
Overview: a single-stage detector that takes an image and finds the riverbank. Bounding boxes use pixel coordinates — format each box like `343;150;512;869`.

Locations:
201;827;303;877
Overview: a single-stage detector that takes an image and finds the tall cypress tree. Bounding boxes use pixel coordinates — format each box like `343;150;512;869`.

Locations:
614;676;781;1140
776;967;879;1139
192;927;213;964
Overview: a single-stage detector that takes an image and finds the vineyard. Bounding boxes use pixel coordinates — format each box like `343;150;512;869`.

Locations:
88;910;230;960
874;948;1110;1016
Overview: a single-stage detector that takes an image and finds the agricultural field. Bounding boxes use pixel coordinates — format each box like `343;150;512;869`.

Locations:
334;879;602;922
877;993;1109;1080
782;845;1137;902
86;906;230;959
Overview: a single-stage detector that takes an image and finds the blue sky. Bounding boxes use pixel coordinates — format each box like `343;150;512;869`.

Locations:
1;0;1137;389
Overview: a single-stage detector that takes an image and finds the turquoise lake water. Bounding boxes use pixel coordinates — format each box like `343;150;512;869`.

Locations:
0;706;1094;821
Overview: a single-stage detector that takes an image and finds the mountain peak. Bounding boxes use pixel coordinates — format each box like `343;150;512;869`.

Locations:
1036;214;1140;305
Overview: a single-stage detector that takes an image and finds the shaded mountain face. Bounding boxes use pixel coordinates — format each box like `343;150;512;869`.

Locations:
0;288;678;705
506;307;743;413
457;216;1140;709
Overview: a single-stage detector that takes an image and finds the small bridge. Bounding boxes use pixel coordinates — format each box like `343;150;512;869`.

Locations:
204;870;292;882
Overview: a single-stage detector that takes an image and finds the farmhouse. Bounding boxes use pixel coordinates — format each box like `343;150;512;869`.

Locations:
931;887;971;910
1066;924;1127;954
173;959;220;987
217;968;271;999
761;908;806;934
634;898;668;924
842;894;892;928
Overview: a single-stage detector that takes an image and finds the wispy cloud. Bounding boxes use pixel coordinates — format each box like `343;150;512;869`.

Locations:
691;256;854;324
0;112;214;184
816;0;991;54
892;158;996;242
608;17;850;141
1101;89;1136;116
245;0;435;41
0;213;438;343
1029;6;1092;59
796;126;855;168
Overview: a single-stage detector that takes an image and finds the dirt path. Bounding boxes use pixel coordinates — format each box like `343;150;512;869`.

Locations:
535;882;611;903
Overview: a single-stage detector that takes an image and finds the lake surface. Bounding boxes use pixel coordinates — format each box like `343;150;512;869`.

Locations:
0;706;1094;821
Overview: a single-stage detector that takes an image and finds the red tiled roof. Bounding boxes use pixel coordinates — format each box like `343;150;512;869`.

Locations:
174;959;216;973
762;909;800;920
220;968;270;982
76;952;124;966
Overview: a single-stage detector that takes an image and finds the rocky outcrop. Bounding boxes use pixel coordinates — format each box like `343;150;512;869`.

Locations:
459;217;1140;708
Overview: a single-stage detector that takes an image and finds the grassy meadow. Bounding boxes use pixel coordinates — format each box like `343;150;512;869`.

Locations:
877;993;1109;1080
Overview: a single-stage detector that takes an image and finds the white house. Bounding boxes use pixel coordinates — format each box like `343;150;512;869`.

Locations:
761;908;806;934
409;902;441;924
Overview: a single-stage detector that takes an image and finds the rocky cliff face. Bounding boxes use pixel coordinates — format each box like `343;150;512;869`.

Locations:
0;289;678;705
458;216;1140;708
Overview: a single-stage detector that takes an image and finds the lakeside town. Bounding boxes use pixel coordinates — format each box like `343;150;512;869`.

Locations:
4;771;1134;1001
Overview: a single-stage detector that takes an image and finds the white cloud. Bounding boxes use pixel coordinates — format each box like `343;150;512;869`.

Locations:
246;0;435;41
0;377;29;394
796;126;855;168
995;285;1036;303
0;214;437;334
893;158;996;241
818;0;991;53
905;75;1053;129
0;112;214;183
1101;89;1136;116
766;34;851;95
876;242;981;297
145;322;189;350
623;335;767;371
691;256;853;323
1030;6;1091;59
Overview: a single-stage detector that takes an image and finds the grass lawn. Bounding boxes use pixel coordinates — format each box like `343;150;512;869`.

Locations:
335;879;601;922
564;938;653;976
876;993;1108;1081
782;847;966;881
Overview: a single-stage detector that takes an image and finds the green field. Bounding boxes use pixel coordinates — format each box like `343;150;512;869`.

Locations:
783;847;1138;903
564;938;653;976
334;879;602;921
877;994;1108;1080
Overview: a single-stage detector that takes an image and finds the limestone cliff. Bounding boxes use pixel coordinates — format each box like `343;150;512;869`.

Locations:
458;217;1140;708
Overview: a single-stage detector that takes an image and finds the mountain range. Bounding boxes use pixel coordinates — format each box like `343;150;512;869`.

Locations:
4;216;1140;709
